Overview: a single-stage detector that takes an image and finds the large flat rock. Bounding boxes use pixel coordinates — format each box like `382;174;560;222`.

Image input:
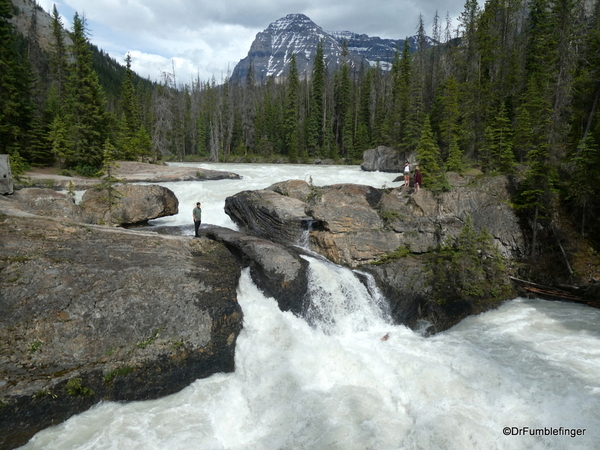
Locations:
0;213;242;449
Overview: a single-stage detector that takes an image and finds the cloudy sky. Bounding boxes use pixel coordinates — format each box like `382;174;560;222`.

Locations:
36;0;470;84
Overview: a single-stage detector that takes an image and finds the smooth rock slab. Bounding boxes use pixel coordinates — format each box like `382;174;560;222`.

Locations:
0;215;242;449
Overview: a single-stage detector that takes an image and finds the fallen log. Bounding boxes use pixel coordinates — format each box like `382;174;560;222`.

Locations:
509;276;600;309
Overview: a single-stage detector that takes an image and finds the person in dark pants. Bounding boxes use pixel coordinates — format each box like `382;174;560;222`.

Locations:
193;202;202;237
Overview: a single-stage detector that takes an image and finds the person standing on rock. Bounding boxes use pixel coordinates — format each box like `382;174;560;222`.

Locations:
193;202;202;237
414;166;422;193
403;162;411;187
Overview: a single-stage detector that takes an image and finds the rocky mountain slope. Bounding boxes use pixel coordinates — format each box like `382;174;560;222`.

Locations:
230;13;428;83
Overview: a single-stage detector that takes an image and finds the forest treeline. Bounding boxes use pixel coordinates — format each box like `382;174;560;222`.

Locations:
1;0;600;253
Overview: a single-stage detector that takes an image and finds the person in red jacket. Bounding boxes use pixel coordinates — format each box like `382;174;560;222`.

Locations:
414;167;422;193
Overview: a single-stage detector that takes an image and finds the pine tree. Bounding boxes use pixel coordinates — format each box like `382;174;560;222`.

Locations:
446;135;464;173
64;13;109;170
567;133;600;236
0;0;34;159
284;54;300;161
416;115;446;192
307;41;325;156
434;75;461;159
96;139;122;225
480;102;515;173
49;5;68;105
516;140;558;256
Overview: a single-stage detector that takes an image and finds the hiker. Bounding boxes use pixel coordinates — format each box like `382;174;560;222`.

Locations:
193;202;202;237
414;166;422;193
403;162;410;187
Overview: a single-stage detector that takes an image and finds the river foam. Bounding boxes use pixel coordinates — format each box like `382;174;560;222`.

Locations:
21;266;600;450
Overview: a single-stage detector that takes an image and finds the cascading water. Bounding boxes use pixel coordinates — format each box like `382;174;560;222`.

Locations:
302;255;391;335
20;163;600;449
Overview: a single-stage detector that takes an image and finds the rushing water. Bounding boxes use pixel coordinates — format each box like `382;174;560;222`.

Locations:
21;164;600;449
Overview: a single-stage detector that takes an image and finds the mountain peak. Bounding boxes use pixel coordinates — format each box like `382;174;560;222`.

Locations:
269;13;314;28
230;14;425;83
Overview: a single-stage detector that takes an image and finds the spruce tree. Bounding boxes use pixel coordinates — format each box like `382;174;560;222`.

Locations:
116;53;149;159
355;67;373;153
515;140;558;256
0;0;33;162
49;5;68;105
335;42;354;158
64;13;109;170
446;136;464;173
283;54;300;161
47;115;71;168
494;103;516;174
481;102;515;173
416;115;446;192
567;133;600;236
434;75;461;159
403;66;425;153
307;41;325;156
396;40;412;148
196;111;208;156
96;139;122;225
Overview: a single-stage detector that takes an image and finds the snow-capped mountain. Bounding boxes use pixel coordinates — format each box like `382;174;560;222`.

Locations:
329;31;424;71
230;13;430;83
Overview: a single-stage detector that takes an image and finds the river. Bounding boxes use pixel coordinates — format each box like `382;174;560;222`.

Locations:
20;163;600;449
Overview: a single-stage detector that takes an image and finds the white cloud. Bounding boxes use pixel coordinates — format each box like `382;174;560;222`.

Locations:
36;0;469;82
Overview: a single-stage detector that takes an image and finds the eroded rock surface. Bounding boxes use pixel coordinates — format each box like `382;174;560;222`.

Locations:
0;214;242;449
7;185;179;226
226;175;524;267
80;184;179;225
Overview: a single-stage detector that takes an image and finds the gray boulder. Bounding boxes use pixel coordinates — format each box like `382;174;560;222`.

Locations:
361;146;405;172
309;176;524;265
225;189;314;247
0;214;242;449
10;188;81;221
203;226;310;315
0;154;13;194
267;179;313;202
81;184;179;225
225;176;525;267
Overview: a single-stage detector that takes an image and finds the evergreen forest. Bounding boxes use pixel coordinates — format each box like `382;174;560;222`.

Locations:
1;0;600;257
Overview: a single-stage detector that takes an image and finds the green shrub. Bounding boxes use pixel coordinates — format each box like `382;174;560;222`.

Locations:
371;245;412;265
426;216;513;304
74;165;101;177
65;378;94;397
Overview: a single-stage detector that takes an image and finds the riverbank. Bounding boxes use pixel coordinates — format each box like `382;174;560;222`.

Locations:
18;161;240;191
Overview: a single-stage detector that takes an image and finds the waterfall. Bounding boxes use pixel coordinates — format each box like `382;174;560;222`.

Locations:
302;255;391;334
